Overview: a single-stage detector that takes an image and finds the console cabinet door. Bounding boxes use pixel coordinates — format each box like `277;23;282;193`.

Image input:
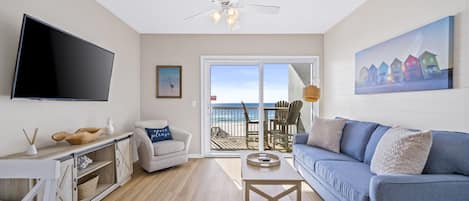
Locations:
56;158;74;201
34;158;74;201
115;138;132;185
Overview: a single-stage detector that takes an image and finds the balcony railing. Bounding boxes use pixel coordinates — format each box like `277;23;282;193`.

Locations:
210;105;297;152
210;106;275;137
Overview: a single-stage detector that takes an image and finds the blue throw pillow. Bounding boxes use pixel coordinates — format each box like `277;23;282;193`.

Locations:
145;126;172;143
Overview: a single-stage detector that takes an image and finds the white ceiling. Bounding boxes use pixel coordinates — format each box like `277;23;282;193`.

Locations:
96;0;366;34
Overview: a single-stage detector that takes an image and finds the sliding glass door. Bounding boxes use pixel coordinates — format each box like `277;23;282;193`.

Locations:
210;65;260;152
201;57;318;156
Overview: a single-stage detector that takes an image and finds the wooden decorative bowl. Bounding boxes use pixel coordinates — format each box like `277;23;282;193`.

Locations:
246;152;281;168
52;128;104;145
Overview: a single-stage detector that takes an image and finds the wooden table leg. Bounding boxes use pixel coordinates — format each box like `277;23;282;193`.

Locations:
244;181;250;201
296;181;302;201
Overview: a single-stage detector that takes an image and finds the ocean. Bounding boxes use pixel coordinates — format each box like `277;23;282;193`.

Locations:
211;103;275;122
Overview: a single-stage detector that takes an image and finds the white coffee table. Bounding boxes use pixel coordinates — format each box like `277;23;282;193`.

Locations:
241;152;303;201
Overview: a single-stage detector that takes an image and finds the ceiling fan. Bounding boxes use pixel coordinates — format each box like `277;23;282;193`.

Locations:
184;0;281;30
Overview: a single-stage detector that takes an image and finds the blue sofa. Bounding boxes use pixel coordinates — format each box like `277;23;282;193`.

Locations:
293;118;469;201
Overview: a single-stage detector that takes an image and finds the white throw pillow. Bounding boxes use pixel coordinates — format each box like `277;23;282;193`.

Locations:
307;118;346;153
370;128;433;175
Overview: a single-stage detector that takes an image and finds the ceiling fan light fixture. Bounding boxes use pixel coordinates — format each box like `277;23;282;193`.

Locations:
211;11;222;23
227;15;237;25
227;7;238;17
186;0;280;31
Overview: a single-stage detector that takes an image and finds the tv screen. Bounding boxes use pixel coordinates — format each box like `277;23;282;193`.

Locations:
11;14;114;101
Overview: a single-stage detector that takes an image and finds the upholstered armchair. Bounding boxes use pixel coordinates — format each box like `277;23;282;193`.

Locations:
134;120;192;172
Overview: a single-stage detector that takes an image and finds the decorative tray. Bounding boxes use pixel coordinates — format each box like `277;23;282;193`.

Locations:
246;152;281;168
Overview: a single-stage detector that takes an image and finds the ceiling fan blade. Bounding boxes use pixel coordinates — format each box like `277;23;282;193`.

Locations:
184;8;214;21
247;3;280;14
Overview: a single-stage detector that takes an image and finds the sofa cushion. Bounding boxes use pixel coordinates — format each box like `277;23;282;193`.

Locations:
364;125;391;164
370;174;469;201
315;161;373;201
371;128;432;175
423;130;469;175
153;140;184;156
293;144;356;172
307;118;347;153
339;118;379;161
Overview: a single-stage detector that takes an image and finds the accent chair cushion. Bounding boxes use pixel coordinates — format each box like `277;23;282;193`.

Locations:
423;130;469;175
371;128;433;175
307;118;347;153
153;140;185;156
364;125;391;164
338;118;379;161
146;126;173;143
315;160;373;201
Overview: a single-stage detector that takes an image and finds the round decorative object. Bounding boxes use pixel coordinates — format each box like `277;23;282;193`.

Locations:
246;152;281;168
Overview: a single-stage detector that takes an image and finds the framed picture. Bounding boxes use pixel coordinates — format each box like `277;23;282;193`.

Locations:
156;65;182;98
355;16;454;94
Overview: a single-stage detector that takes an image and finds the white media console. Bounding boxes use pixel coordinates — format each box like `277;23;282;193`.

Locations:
0;132;134;201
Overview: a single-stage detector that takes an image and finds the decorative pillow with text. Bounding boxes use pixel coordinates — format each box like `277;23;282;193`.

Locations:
145;126;173;143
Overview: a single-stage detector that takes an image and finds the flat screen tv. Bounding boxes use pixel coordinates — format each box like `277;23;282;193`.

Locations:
11;14;114;101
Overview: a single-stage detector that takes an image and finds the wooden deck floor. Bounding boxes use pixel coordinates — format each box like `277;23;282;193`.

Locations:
211;136;290;152
104;158;323;201
211;136;256;150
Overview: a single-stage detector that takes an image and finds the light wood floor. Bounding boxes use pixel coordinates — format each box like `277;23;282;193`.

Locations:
104;158;323;201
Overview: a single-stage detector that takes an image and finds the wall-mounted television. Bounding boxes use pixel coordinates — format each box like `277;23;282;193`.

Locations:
11;14;114;101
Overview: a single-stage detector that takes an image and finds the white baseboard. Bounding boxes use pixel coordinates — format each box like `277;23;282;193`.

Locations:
188;154;203;158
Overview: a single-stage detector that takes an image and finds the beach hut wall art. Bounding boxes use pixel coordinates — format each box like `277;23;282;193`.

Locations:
355;16;454;94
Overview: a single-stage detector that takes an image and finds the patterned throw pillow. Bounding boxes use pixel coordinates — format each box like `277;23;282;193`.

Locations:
371;128;433;175
145;126;173;143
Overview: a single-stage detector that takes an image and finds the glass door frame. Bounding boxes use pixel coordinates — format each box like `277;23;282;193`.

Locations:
200;56;320;157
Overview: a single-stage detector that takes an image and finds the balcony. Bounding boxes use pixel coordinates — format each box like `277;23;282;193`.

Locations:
210;105;301;152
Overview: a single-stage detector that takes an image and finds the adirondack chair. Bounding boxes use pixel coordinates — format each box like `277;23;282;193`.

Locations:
0;160;60;201
269;100;289;128
241;101;259;148
272;100;303;151
269;100;289;143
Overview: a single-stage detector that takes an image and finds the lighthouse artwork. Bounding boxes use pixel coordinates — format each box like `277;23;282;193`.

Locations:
355;16;454;94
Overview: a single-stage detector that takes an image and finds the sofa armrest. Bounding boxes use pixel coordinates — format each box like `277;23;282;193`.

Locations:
293;133;309;144
170;127;192;153
134;128;155;161
370;174;469;201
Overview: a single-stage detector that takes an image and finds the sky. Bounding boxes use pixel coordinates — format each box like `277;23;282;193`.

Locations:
356;16;452;79
210;64;289;103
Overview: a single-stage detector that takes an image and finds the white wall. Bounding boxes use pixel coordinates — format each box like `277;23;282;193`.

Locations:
140;34;323;154
323;0;469;132
0;0;141;156
288;65;312;131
